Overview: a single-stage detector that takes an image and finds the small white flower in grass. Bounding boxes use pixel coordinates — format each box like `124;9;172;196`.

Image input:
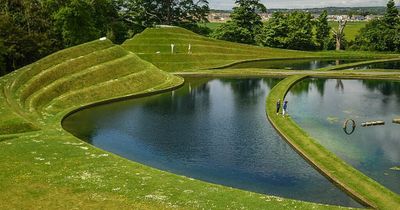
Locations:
144;194;167;201
32;139;43;143
35;157;45;161
112;187;121;191
80;146;89;150
142;176;152;180
45;162;51;165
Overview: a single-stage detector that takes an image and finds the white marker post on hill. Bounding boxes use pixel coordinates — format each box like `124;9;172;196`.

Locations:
171;43;175;54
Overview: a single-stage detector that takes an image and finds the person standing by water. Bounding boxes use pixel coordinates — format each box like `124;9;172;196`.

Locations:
276;99;281;115
282;101;288;117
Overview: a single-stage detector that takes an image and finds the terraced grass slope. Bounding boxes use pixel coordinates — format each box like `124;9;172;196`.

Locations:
122;26;395;72
2;39;183;128
0;34;345;210
122;27;319;71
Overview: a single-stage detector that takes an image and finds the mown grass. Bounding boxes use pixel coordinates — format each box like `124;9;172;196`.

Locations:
0;26;399;209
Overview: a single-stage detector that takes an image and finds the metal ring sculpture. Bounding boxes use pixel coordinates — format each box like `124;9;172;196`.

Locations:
343;119;356;135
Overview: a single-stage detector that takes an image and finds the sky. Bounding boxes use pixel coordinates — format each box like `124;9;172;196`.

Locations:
208;0;399;10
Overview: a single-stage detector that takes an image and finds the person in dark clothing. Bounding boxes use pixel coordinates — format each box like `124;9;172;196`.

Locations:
276;99;281;115
282;101;288;117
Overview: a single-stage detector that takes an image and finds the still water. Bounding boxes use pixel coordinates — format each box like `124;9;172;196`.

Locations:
63;78;361;207
349;61;400;70
225;59;363;70
287;79;400;194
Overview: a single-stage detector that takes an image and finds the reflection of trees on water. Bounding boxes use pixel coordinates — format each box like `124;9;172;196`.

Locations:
262;78;281;89
142;82;211;114
362;80;400;101
289;78;328;96
220;79;263;99
335;79;344;92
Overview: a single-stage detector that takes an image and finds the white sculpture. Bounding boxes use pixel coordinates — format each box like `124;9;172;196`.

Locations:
171;44;175;54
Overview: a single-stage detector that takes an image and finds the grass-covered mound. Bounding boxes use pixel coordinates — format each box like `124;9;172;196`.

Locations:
122;26;396;72
2;39;182;127
122;27;318;71
0;37;344;209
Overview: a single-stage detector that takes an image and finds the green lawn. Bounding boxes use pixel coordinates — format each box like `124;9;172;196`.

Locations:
329;21;367;41
0;25;399;209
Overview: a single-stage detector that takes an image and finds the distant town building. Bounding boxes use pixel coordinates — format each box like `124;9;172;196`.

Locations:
207;12;380;23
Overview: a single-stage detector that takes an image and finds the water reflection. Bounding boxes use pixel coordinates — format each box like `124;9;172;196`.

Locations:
351;61;400;70
287;79;400;194
225;59;364;70
63;78;361;207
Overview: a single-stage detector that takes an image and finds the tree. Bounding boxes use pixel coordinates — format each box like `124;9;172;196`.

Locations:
211;22;253;44
315;10;331;50
256;11;315;50
383;0;399;28
120;0;209;35
0;0;56;71
256;12;288;48
212;0;266;44
353;0;400;52
332;16;347;50
0;38;6;75
54;0;99;47
286;12;314;50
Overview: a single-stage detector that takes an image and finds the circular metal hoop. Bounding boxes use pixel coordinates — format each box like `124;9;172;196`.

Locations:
343;119;356;135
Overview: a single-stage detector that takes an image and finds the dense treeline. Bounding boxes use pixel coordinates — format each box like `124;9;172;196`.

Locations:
213;0;399;52
0;0;209;74
212;0;333;50
353;0;400;51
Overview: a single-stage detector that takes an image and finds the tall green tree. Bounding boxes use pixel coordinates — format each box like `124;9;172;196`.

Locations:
315;10;331;50
212;0;266;44
54;0;99;47
286;12;314;50
0;0;55;72
353;0;400;52
256;11;315;50
255;12;288;48
383;0;399;28
120;0;209;35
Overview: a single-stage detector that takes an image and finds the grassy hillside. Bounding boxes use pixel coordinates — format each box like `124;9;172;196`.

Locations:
122;26;393;72
122;27;321;71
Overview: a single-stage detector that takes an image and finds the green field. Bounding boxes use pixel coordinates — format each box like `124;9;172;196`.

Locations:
329;21;367;41
0;26;399;209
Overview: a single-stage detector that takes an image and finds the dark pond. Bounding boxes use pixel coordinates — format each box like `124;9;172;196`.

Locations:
63;78;361;207
349;61;400;70
287;79;400;194
224;59;364;70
